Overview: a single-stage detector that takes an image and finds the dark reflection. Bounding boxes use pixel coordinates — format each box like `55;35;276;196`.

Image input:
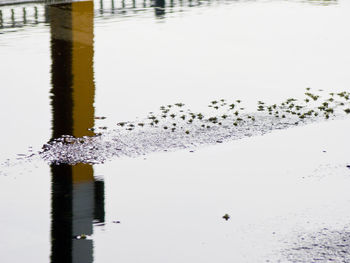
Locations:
22;8;26;24
45;5;50;23
111;0;115;12
49;1;104;263
0;10;3;28
99;0;103;14
10;9;14;27
94;179;105;223
34;6;38;23
152;0;166;18
51;164;73;263
51;163;104;263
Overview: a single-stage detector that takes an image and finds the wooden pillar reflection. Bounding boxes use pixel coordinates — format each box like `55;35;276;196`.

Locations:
49;2;104;263
71;1;95;139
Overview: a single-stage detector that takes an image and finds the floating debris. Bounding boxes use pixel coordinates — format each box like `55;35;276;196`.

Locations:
222;214;230;221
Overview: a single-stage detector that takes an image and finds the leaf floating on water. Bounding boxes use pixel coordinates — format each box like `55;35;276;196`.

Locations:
222;214;230;221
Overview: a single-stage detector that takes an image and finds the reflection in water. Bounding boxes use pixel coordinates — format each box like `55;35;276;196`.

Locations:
34;6;38;23
0;0;338;31
153;0;166;18
0;10;2;28
11;8;14;27
49;1;104;262
51;164;105;263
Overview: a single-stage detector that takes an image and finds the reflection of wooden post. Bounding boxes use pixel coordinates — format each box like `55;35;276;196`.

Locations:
49;2;104;263
23;8;27;24
50;1;95;139
99;0;103;14
70;3;95;256
0;10;3;28
71;1;95;139
51;164;73;263
50;2;73;139
11;9;14;27
49;4;73;261
154;0;165;17
34;6;38;23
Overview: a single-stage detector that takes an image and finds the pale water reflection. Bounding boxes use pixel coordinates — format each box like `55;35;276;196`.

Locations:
0;0;350;262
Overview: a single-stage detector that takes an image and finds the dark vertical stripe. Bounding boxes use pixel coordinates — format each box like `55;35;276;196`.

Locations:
51;164;73;263
49;3;74;138
49;4;74;263
94;180;105;223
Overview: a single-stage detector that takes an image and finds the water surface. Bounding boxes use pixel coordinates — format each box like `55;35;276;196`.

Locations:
1;0;350;262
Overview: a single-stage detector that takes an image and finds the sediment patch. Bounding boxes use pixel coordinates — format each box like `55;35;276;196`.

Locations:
40;89;350;165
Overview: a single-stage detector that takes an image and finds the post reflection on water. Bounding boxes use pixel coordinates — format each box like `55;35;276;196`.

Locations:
49;1;105;262
152;0;166;18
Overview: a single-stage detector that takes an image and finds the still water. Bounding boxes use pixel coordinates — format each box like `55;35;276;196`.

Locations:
1;0;350;262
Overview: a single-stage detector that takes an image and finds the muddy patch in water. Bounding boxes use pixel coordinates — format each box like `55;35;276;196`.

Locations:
37;89;350;165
